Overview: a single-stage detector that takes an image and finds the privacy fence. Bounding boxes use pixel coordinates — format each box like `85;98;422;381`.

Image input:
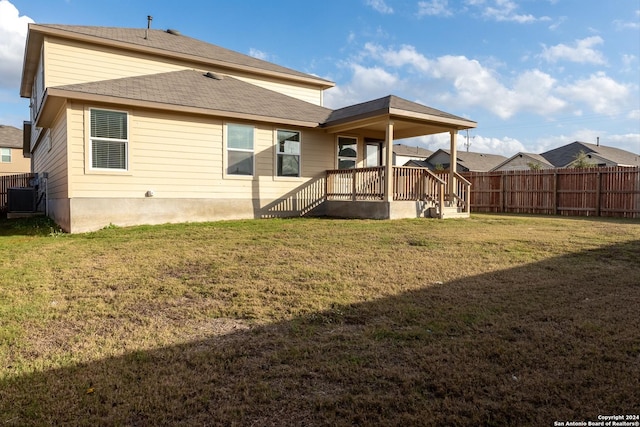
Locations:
0;173;35;213
463;167;640;218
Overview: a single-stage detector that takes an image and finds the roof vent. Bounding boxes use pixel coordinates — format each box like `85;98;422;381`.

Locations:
204;71;224;80
166;29;181;36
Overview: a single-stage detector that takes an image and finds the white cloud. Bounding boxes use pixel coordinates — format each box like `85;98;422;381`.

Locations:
324;63;400;109
628;109;640;121
417;0;453;17
361;43;568;119
481;0;541;23
0;0;33;89
248;48;269;61
365;0;393;14
409;133;526;157
556;72;631;115
539;36;606;65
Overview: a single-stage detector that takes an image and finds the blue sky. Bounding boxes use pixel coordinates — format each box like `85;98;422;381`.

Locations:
1;0;638;156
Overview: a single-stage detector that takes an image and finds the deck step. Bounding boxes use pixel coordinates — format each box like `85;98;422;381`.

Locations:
428;205;470;219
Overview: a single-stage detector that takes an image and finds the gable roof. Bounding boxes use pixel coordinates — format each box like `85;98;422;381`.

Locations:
40;69;333;128
427;149;507;172
325;95;475;130
21;24;334;97
541;141;640;167
491;152;555;171
0;125;23;149
393;143;433;158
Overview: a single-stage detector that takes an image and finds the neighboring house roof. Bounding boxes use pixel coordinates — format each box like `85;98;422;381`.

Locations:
393;143;433;158
491;152;555;171
325;95;476;130
0;125;22;149
21;24;334;97
41;70;334;128
541;141;640;168
427;149;507;172
404;159;431;168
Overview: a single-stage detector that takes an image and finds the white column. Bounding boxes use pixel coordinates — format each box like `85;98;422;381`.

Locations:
384;120;394;202
449;130;457;200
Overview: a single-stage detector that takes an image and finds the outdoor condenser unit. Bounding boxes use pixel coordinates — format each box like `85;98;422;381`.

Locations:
7;187;37;213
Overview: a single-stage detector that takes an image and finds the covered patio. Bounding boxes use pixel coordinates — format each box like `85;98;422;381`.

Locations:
321;96;477;219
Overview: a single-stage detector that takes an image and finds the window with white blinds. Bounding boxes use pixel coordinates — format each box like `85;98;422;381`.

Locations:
90;109;128;170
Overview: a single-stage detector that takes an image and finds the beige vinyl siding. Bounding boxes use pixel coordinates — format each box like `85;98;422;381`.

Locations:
32;110;69;199
44;37;324;105
0;148;31;176
45;38;187;88
233;75;323;106
66;105;334;200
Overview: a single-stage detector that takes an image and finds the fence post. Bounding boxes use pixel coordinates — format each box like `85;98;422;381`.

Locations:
552;171;558;216
500;173;506;213
595;170;601;217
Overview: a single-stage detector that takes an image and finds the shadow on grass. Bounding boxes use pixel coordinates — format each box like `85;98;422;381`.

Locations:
1;240;639;426
0;215;62;237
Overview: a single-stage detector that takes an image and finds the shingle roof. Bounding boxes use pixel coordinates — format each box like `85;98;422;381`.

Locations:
541;141;640;167
325;95;475;127
428;149;507;172
0;125;22;149
50;69;333;125
490;152;555;171
31;24;334;88
393;144;433;158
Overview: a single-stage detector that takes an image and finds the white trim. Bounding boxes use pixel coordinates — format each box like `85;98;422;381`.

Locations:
87;107;130;172
275;128;302;178
224;122;255;179
336;135;358;169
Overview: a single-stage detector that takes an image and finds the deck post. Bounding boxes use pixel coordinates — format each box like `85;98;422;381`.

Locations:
384;120;394;202
449;130;457;201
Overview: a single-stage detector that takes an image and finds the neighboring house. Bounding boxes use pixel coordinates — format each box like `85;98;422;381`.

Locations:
0;125;31;176
493;141;639;171
425;149;507;172
20;24;476;232
393;143;432;166
492;153;554;172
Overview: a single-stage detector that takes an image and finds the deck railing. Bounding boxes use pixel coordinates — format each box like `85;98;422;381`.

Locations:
436;171;471;214
326;166;449;209
326;166;385;200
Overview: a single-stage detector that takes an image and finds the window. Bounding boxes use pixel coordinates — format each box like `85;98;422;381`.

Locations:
277;130;301;177
226;123;254;176
1;148;11;163
90;109;128;170
338;136;357;169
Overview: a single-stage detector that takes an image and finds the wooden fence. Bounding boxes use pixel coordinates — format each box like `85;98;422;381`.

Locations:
463;167;640;218
0;173;35;212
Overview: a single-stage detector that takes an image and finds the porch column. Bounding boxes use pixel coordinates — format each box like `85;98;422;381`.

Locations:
384;120;394;202
449;130;457;200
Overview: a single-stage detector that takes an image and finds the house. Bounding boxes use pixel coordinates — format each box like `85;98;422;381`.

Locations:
392;143;432;166
492;141;639;171
425;149;507;172
20;23;476;232
491;153;554;171
0;125;31;176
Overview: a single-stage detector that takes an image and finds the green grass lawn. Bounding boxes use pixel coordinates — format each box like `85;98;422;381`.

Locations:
1;214;639;426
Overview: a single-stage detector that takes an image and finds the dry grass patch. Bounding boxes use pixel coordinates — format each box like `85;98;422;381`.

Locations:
1;214;639;425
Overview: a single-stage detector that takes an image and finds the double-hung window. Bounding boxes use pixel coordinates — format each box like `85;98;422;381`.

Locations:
337;136;357;169
1;148;11;163
226;123;254;176
90;109;128;170
276;130;301;177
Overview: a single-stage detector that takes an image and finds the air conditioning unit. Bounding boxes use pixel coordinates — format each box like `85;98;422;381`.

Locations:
8;187;37;213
